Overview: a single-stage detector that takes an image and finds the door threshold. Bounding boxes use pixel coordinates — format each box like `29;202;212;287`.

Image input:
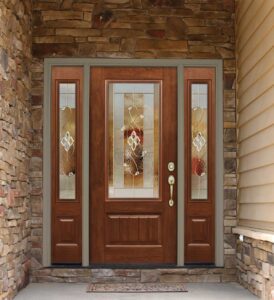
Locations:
89;264;178;269
49;263;219;269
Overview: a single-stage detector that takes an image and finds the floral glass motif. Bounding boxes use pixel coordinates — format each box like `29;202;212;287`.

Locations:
108;83;160;198
59;83;76;200
60;131;74;152
193;132;206;152
127;130;140;152
191;83;208;200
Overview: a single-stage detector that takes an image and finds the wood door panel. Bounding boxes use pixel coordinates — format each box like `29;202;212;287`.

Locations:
53;215;81;263
106;214;161;245
105;201;162;212
90;67;177;264
104;247;163;263
56;216;79;243
185;244;212;264
53;244;81;264
189;217;210;243
186;216;212;243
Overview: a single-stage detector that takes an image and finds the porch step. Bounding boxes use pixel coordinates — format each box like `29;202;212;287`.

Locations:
31;267;236;284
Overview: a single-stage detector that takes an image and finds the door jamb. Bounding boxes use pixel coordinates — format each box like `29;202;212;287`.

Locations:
43;58;223;267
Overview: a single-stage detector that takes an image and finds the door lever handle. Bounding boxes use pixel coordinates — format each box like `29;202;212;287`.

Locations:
168;175;175;207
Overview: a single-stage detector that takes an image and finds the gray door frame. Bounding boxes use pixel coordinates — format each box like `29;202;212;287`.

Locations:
43;58;223;267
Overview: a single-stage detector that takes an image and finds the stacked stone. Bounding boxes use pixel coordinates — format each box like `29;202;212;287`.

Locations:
236;235;274;299
31;0;237;278
0;0;32;299
31;267;236;283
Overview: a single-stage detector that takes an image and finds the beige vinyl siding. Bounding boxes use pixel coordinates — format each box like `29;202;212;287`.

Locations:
236;0;274;232
239;145;274;173
238;19;273;79
237;1;272;52
238;105;274;141
240;184;274;204
238;88;273;127
239;126;274;157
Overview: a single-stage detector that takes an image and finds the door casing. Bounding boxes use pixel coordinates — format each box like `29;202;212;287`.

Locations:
43;58;224;267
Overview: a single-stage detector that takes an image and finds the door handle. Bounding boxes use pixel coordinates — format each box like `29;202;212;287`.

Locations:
168;175;175;207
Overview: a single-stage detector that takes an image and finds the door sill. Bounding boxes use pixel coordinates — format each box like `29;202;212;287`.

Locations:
49;263;218;269
89;263;177;269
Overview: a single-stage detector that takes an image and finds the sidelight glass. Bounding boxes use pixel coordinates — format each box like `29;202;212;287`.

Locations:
108;82;160;198
59;83;76;200
191;83;208;200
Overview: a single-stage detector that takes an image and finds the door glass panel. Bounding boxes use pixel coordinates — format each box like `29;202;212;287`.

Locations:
108;82;160;198
191;83;208;200
59;83;76;200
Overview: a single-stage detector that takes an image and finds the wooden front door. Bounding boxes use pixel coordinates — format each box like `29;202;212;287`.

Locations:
90;67;177;264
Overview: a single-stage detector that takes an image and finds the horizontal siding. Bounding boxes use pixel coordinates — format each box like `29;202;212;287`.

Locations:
237;0;274;233
239;203;274;223
237;11;274;78
238;67;273;112
239;165;274;189
238;88;274;127
238;106;274;142
240;184;274;204
239;126;274;157
237;1;273;52
238;145;274;173
238;48;273;97
236;0;253;21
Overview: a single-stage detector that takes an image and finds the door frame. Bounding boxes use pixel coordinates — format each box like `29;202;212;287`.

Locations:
43;58;223;267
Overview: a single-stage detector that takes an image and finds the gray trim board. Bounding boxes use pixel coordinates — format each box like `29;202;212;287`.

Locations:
43;58;223;267
42;63;51;267
177;64;184;266
82;65;90;266
215;60;224;267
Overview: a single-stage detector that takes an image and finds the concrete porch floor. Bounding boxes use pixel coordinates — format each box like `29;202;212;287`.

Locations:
15;282;257;300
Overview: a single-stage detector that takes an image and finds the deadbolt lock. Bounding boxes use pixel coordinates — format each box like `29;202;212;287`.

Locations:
168;162;175;172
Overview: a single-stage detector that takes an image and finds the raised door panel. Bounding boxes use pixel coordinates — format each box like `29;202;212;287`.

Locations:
106;214;162;245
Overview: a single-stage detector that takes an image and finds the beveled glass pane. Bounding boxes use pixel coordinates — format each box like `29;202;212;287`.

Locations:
108;82;160;198
59;83;76;200
191;83;208;200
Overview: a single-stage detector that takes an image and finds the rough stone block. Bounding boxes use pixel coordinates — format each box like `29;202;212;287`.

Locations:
42;11;83;21
262;262;270;279
56;28;100;37
136;39;188;51
141;270;159;283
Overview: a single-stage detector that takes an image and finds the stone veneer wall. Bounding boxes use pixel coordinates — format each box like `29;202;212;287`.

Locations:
0;1;32;299
236;235;274;299
31;0;237;274
31;267;237;283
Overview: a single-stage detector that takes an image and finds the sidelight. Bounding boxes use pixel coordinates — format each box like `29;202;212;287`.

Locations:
185;67;215;264
191;83;208;200
51;67;83;264
59;83;77;200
